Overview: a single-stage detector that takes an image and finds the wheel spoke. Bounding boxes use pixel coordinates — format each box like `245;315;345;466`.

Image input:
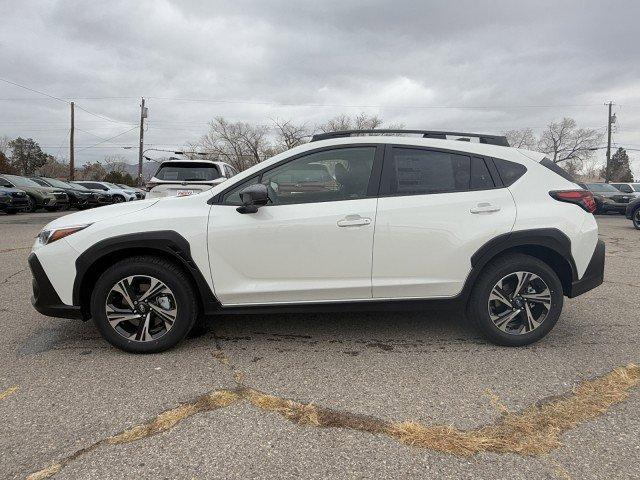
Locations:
138;278;170;303
491;309;521;332
521;302;541;333
111;278;137;310
489;283;513;308
513;272;533;297
148;303;177;330
521;288;551;307
106;307;140;328
135;312;152;342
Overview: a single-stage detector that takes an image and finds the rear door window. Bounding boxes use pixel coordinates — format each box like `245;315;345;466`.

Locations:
154;163;221;181
381;147;495;196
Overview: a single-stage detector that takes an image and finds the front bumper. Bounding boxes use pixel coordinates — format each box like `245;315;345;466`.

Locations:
568;239;605;298
28;253;83;319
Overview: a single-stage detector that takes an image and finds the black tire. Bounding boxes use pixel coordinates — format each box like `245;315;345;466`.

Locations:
467;253;564;347
632;207;640;230
44;206;58;212
113;195;125;203
90;256;199;353
5;208;18;215
27;196;37;212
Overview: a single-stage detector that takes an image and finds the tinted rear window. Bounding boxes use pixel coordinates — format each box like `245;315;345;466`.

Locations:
540;157;576;183
493;158;527;186
154;163;221;181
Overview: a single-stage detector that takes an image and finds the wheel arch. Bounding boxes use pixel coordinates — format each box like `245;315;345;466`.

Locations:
464;228;577;299
74;231;219;319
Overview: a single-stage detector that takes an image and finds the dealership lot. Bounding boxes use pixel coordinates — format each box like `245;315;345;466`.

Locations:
0;212;638;479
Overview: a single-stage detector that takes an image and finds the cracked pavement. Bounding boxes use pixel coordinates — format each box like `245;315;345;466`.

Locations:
1;212;639;480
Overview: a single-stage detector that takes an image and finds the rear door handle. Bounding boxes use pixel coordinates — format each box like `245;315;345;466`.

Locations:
337;215;372;227
470;202;501;214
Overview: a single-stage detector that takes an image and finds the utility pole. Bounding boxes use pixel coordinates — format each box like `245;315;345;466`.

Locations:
604;101;614;183
138;97;147;186
69;102;75;180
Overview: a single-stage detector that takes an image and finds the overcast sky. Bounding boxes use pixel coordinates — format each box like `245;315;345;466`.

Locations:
1;0;639;176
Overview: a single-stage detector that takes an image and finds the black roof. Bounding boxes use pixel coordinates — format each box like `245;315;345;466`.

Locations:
310;129;510;147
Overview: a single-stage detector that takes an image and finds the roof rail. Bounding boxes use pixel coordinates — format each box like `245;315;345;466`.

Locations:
310;130;510;147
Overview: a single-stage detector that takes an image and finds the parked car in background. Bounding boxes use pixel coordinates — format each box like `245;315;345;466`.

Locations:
71;181;137;202
30;177;96;210
0;174;69;212
68;182;115;208
146;160;236;199
577;182;631;214
625;197;640;229
115;183;146;200
611;182;640;198
0;185;29;214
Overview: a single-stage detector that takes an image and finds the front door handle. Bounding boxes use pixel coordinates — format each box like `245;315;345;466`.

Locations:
337;215;372;227
470;202;501;214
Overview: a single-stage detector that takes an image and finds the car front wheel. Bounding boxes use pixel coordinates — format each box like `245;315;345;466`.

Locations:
633;208;640;230
467;253;563;346
90;256;198;353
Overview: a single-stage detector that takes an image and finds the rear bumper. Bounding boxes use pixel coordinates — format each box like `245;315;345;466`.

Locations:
28;253;83;319
568;239;605;298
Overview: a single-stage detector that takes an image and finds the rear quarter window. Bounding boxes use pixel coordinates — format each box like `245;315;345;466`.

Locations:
493;158;527;186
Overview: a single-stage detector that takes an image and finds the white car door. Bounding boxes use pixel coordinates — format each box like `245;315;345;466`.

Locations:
208;146;382;305
372;145;516;298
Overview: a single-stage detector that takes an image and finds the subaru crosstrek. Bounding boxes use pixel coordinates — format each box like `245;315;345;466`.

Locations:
28;130;605;353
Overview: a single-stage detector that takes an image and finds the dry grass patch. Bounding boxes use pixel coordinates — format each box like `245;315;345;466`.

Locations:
109;389;240;444
0;385;19;401
389;364;639;455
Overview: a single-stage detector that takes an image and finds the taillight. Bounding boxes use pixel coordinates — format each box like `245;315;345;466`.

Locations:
549;190;596;213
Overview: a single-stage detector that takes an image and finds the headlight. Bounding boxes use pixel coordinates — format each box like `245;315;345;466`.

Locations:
38;224;91;245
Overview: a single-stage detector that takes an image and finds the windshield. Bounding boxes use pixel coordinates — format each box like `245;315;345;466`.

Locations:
31;178;51;187
586;183;619;192
633;184;640;192
4;175;41;188
104;182;123;189
153;162;221;181
43;178;72;189
69;182;90;191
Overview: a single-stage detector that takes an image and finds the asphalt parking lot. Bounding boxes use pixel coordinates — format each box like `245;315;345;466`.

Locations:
0;212;638;480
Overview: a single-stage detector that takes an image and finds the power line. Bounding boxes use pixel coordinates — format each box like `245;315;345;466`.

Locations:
76;126;139;152
0;77;68;104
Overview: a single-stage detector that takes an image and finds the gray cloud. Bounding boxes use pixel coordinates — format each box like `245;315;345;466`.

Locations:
1;0;639;175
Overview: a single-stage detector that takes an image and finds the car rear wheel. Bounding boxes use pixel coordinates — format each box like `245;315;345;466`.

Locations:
467;253;563;346
633;208;640;230
90;256;198;353
27;196;37;212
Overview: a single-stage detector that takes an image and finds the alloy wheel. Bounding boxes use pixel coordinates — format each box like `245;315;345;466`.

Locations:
105;275;178;342
634;209;640;228
487;271;551;335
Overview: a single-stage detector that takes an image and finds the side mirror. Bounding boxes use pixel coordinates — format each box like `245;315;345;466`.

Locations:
236;183;269;214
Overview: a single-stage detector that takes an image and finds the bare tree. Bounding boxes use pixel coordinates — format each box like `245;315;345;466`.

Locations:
504;128;537;150
200;117;270;171
317;112;384;133
538;118;602;164
36;156;69;178
272;119;309;152
0;135;11;156
103;154;129;174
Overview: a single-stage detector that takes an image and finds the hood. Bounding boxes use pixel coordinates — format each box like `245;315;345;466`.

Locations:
43;198;159;230
0;186;25;194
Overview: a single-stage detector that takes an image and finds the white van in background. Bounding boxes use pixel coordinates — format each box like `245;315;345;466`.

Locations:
146;160;237;199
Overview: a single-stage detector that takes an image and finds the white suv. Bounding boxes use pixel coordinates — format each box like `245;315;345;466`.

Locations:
146;159;237;199
29;130;604;353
